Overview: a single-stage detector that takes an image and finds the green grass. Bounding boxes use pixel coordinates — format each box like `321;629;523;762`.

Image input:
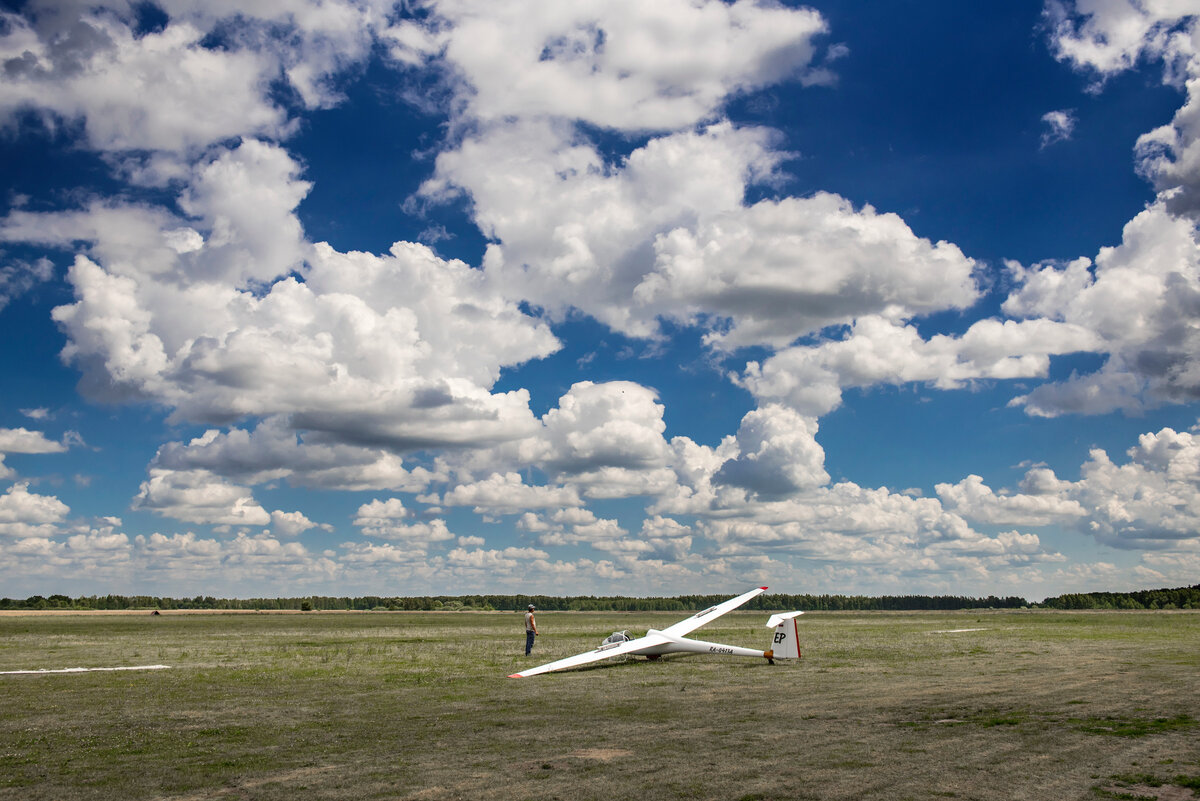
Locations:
1072;714;1197;738
0;609;1198;800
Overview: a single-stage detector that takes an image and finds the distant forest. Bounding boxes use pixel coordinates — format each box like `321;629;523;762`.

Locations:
3;585;1198;611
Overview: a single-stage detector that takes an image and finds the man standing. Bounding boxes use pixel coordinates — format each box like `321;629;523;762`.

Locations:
524;604;538;655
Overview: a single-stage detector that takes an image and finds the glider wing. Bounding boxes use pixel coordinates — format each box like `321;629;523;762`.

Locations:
659;586;768;638
509;631;673;678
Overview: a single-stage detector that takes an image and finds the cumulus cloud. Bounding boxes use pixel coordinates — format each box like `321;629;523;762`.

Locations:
150;420;444;492
936;474;1087;527
428;123;982;351
436;472;581;514
0;427;66;454
714;405;828;499
933;425;1200;553
422;0;829;131
270;509;328;538
6;0;1200;599
518;507;637;553
4;174;558;448
642;193;980;349
351;497;455;545
640;515;693;561
131;468;271;527
0;426;69;480
536;381;670;472
132;530;336;589
426;120;785;337
0;12;286;152
1045;0;1195;81
353;497;411;526
1004;204;1200;416
524;381;678;498
739;315;1100;417
695;482;1057;577
0;1;402;153
1137;63;1200;220
1047;2;1200;218
0;482;70;538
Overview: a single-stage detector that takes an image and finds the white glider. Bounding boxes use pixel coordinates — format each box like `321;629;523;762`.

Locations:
509;586;803;678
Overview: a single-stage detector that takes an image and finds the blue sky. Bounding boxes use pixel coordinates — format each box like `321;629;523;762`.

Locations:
2;0;1199;601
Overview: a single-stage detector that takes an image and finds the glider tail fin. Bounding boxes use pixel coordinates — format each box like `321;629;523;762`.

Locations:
766;611;804;660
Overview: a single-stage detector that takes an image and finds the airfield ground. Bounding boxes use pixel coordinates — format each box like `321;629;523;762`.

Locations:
0;609;1197;800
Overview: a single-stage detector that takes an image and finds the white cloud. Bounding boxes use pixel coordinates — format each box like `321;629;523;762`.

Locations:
437;472;581;514
740;315;1100;417
150;420;444;492
1137;59;1200;220
1071;433;1200;549
936;474;1087;527
640;515;693;561
516;380;678;499
0;257;53;312
0;427;66;454
358;518;455;545
174;140;311;284
352;498;455;545
934;425;1200;552
445;546;551;571
714;405;828;498
1136;550;1200;588
131;530;337;589
695;484;1056;576
0;1;403;154
1047;3;1200;218
353;497;411;526
0;482;70;538
6;183;558;448
1045;1;1196;82
0;13;286;152
1004;203;1200;416
429;125;981;351
269;509;328;538
424;0;828;131
1041;109;1076;148
339;540;431;567
642;193;980;350
131;468;271;527
427;120;783;338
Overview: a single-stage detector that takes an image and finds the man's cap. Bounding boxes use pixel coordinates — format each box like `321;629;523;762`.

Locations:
528;604;535;610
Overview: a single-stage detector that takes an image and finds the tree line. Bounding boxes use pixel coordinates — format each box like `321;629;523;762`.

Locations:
1;585;1194;612
1038;585;1200;610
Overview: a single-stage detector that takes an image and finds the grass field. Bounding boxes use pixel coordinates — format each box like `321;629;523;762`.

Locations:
1;608;1198;800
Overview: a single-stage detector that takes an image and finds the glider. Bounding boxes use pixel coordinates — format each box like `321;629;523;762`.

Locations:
509;586;803;678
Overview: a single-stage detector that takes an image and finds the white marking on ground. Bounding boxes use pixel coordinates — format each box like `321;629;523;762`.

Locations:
0;664;170;675
928;628;988;634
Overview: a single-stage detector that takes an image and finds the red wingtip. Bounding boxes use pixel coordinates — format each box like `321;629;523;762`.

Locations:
507;673;524;678
760;586;768;590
